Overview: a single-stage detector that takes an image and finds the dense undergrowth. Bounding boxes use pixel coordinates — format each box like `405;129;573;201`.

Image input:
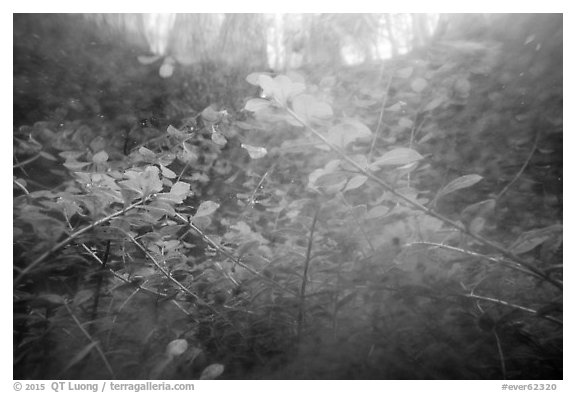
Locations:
14;18;562;379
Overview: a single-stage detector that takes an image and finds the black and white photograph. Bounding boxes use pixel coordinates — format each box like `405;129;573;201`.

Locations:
12;9;563;383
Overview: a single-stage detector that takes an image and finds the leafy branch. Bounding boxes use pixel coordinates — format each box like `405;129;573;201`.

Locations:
173;212;298;296
14;198;147;287
281;105;561;290
405;241;541;279
462;293;562;326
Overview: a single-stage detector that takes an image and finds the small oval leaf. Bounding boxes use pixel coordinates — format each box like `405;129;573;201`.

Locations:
423;96;447;112
139;147;157;162
167;124;182;137
159;62;174;78
343;175;368;192
410;77;428;93
461;199;496;223
39;151;57;161
326;119;372;149
200;363;225;380
509;224;562;255
437;174;483;200
293;95;333;121
201;106;220;122
241;144;267;159
194;201;220;218
37;293;66;306
166;339;188;357
468;216;486;235
160;164;177;179
245;98;272;113
246;72;273;86
258;75;278;99
92;151;109;164
314;172;347;193
370;148;423;168
211;131;227;146
292;94;315;121
366;205;389;219
137;54;161;65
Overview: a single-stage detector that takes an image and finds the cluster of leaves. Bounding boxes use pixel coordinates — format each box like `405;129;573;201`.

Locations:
239;71;562;378
14;44;561;378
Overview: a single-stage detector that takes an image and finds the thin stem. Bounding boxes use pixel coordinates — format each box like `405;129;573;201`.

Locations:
120;230;206;305
14;198;146;287
495;129;540;201
248;162;276;206
80;243;169;298
297;206;320;343
407;112;426;188
13;153;41;169
338;193;375;254
463;293;562;325
493;328;507;380
368;74;392;163
405;241;540;279
64;302;116;379
174;212;297;296
284;106;561;290
331;256;346;339
13;178;29;195
177;161;191;182
106;287;140;349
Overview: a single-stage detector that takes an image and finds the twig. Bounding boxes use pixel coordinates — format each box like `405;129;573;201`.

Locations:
176;161;191;183
405;241;540;279
120;230;207;306
283;106;561;290
463;293;562;325
375;284;562;325
89;240;110;334
368;74;393;163
13;178;29;195
174;212;298;296
338;193;375;254
297;206;320;342
105;287;140;349
64;302;116;379
119;228;253;334
495;129;540;201
13;153;41;169
14;198;146;287
248;162;276;206
80;243;169;298
493;328;507;380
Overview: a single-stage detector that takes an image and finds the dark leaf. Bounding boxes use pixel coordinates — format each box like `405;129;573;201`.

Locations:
336;291;357;310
